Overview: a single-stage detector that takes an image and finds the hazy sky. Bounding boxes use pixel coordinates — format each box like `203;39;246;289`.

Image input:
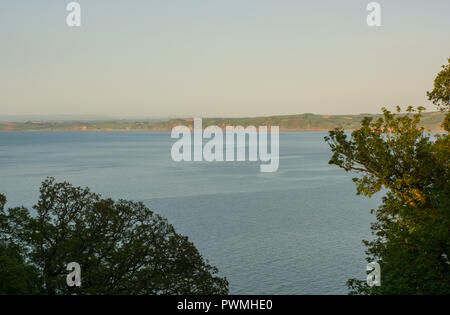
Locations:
0;0;449;117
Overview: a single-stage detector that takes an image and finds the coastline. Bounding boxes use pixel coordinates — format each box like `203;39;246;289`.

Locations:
0;111;446;132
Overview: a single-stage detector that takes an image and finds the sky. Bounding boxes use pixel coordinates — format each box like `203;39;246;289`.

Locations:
0;0;449;118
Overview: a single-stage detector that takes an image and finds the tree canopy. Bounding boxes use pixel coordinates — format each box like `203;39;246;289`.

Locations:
326;58;450;294
0;195;41;295
428;57;450;131
0;178;228;295
428;57;450;111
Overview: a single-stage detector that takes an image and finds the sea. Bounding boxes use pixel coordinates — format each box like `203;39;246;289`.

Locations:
0;130;380;294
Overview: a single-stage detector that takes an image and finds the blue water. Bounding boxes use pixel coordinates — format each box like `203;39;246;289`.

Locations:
0;131;379;294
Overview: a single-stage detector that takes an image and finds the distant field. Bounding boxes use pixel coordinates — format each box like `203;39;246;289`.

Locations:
0;112;446;132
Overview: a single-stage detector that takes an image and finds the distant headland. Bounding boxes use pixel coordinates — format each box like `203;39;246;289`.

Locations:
0;112;446;132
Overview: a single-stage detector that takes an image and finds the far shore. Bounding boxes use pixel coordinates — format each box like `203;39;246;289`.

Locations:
0;111;446;132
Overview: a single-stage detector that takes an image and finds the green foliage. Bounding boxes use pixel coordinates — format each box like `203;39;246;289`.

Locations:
0;194;41;295
0;194;6;234
428;57;450;110
0;242;41;295
325;107;450;295
427;57;450;131
0;180;228;295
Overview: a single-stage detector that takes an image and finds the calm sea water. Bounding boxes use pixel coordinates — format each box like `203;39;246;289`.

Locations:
0;131;380;294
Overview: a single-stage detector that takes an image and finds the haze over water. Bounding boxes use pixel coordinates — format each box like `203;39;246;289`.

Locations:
0;130;380;294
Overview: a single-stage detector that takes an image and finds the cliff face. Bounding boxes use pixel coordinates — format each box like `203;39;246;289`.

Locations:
0;112;446;131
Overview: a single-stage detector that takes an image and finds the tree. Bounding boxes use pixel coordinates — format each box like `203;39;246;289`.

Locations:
325;106;449;294
0;194;41;295
427;57;450;131
1;179;228;295
428;57;450;110
0;241;41;295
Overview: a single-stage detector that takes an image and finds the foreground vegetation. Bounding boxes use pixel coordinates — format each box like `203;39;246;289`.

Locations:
0;179;228;295
326;58;449;294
